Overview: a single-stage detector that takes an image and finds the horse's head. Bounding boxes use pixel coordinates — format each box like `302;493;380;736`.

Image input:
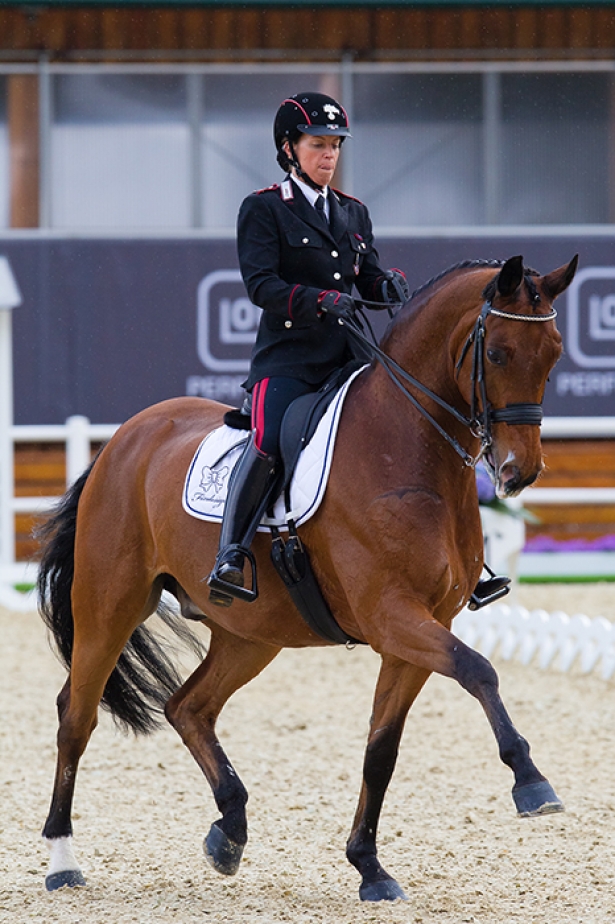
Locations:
456;254;577;498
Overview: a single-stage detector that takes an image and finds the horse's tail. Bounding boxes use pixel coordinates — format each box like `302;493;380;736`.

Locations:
37;459;202;736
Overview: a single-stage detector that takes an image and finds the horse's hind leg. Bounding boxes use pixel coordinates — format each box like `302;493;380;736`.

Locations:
164;624;280;877
43;642;125;890
43;581;159;891
346;656;431;902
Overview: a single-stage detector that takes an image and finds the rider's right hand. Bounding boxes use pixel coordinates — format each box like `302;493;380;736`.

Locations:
318;290;356;322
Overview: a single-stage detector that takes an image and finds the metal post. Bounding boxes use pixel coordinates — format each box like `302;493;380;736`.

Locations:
187;71;203;229
340;55;354;197
483;70;502;226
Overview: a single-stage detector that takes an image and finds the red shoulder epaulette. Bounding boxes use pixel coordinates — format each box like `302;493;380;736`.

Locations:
254;183;280;195
331;187;364;205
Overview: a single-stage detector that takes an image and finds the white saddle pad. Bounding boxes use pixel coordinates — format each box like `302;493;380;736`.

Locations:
182;367;364;531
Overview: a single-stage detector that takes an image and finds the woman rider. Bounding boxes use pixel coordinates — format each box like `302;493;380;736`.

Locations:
208;90;510;612
206;91;409;605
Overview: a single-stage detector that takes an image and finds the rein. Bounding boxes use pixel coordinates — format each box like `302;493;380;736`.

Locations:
347;297;557;467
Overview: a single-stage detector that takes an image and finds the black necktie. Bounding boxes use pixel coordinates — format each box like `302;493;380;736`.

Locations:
315;194;328;227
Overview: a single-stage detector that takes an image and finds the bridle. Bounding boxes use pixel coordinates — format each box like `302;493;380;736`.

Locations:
345;297;557;468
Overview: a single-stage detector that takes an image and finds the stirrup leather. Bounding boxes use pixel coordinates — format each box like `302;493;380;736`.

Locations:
207;544;259;604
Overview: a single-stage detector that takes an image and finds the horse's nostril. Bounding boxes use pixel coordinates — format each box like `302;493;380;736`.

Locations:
498;464;521;495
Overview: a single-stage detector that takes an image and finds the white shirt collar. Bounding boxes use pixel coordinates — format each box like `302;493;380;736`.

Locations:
290;174;329;208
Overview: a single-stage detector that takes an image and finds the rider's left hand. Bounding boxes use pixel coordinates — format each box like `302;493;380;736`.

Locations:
380;269;410;305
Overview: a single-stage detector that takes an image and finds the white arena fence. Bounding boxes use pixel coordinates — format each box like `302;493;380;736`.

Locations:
0;416;614;683
455;604;615;681
0;415;118;609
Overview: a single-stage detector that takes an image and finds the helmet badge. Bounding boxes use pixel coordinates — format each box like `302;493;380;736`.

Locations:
323;103;341;121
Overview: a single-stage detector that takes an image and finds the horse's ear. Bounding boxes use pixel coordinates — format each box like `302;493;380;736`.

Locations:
541;254;579;301
496;255;524;297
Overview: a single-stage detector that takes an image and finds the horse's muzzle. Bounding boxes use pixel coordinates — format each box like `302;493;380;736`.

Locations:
497;462;541;498
483;449;541;499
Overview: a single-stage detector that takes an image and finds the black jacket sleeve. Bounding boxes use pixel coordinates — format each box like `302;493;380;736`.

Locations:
237;193;323;324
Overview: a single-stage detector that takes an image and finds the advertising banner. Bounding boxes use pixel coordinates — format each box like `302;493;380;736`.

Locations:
2;234;614;425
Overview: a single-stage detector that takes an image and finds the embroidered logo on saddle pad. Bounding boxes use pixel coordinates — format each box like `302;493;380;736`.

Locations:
182;368;363;530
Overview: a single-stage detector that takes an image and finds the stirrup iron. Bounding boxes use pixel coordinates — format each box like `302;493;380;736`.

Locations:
207;545;259;604
468;561;511;611
468;576;511;610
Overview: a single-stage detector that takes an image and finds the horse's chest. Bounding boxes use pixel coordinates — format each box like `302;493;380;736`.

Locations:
367;488;445;541
365;486;481;559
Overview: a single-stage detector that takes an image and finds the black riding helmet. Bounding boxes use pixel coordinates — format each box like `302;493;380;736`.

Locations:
274;92;351;185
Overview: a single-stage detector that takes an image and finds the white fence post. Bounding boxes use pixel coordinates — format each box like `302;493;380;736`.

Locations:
0;257;22;574
65;415;92;486
0;307;15;571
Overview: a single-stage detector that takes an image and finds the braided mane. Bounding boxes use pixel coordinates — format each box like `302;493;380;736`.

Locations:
408;259;504;303
408;258;540;305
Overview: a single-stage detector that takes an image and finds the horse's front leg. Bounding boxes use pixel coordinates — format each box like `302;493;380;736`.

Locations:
346;656;431;902
373;602;563;818
164;625;280;877
452;638;563;816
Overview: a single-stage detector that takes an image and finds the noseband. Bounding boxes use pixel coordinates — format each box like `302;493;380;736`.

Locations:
345;297;557;467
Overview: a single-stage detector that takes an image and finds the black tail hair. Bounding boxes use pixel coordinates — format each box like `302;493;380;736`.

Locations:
37;459;203;735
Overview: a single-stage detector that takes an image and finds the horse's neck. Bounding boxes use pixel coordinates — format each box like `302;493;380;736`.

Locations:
380;285;469;408
351;362;474;484
366;274;482;473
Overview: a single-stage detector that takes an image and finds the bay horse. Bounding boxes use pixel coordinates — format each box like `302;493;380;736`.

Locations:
38;254;577;902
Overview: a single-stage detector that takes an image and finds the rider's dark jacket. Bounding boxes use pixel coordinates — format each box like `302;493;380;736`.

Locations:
238;176;389;390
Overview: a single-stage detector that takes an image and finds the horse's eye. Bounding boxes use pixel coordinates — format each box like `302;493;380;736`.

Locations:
487;348;507;367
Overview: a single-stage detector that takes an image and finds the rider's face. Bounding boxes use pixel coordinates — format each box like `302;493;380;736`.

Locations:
286;134;341;187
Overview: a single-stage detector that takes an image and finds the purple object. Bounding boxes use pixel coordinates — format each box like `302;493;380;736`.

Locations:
476;461;496;504
524;534;615;552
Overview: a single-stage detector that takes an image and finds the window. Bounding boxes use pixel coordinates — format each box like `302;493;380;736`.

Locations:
13;63;615;231
500;73;612;225
51;73;191;229
353;73;483;227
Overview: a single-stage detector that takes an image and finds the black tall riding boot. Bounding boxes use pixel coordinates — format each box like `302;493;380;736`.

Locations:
207;437;280;606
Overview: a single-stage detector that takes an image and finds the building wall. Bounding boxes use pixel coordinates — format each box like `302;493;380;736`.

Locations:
1;6;615;60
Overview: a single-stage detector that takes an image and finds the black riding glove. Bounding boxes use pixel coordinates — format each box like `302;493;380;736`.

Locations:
318;290;356;322
380;269;410;305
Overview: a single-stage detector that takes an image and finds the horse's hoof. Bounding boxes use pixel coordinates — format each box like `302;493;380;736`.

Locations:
513;780;564;817
359;878;408;902
45;869;86;891
203;823;244;876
